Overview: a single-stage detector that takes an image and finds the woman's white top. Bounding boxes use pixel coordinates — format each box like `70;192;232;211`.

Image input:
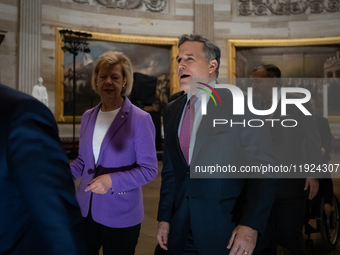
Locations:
92;108;120;164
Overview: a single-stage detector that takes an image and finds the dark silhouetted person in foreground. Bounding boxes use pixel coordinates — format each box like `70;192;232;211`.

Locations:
0;84;86;255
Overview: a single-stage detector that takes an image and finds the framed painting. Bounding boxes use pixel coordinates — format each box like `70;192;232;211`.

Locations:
228;37;340;122
55;28;179;123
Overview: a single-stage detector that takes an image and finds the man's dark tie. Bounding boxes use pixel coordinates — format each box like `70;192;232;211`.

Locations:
179;95;198;165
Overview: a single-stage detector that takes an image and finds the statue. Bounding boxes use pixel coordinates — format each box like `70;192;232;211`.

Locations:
32;77;48;106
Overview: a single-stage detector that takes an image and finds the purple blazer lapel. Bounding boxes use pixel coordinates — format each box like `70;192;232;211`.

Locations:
96;97;131;164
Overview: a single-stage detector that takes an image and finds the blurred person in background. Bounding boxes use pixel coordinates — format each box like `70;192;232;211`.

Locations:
252;64;322;255
310;98;334;217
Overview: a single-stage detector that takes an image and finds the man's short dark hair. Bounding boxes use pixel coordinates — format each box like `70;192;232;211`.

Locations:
253;64;282;87
178;34;221;78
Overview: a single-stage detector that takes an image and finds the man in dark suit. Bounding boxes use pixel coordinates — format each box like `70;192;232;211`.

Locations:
310;99;334;217
310;99;332;165
157;34;276;255
251;65;322;255
0;84;86;255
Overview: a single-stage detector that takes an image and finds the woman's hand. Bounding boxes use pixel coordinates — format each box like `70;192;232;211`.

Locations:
85;174;112;194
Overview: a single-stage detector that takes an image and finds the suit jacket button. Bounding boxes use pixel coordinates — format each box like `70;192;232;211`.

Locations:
186;196;189;201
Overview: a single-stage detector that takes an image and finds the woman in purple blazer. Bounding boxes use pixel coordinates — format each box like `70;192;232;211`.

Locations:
71;51;158;255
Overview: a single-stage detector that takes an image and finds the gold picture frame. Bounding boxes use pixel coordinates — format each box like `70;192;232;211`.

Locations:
55;27;179;123
227;36;340;123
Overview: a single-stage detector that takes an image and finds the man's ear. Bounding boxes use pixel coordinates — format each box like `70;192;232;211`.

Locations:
209;59;218;74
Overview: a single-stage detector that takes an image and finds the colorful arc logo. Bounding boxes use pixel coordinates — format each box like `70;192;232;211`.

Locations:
196;82;223;106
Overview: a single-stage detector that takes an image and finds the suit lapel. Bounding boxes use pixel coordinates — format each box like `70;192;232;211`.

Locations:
169;95;188;167
96;97;130;165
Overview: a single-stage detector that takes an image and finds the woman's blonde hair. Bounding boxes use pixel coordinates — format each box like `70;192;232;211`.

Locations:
91;51;133;96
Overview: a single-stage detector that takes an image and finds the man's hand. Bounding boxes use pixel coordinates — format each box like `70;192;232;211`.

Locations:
304;177;319;200
85;174;112;194
227;225;257;255
157;221;170;250
324;203;334;217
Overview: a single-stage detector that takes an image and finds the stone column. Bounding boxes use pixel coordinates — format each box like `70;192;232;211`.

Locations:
194;0;214;42
18;0;41;94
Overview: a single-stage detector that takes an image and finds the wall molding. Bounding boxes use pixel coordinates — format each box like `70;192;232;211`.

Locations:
72;0;167;12
238;0;339;16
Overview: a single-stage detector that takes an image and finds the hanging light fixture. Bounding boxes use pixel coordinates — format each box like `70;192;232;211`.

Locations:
59;28;92;159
